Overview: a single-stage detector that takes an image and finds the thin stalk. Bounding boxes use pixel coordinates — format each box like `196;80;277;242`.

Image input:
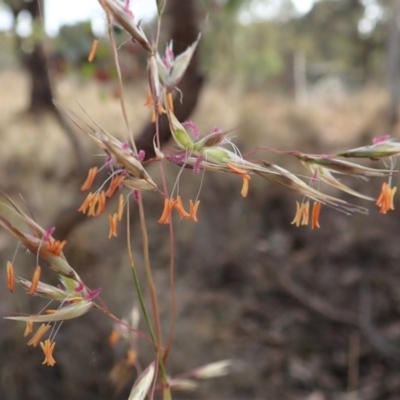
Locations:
128;199;171;399
151;86;178;364
136;194;172;399
163;220;177;364
126;203;156;343
151;14;179;363
101;5;171;397
155;12;162;53
103;4;137;153
137;195;162;348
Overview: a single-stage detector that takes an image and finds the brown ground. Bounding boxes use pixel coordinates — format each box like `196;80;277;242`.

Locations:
1;70;400;400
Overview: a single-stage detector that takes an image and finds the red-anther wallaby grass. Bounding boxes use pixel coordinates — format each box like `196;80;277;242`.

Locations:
1;1;400;399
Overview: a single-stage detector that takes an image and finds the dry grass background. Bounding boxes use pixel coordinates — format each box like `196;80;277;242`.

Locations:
1;69;400;400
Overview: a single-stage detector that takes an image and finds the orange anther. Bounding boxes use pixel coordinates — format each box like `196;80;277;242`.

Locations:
40;339;56;366
158;198;176;224
108;213;118;239
78;192;96;214
27;323;51;347
167;93;174;112
6;261;14;293
291;201;310;227
88;194;100;217
105;175;125;198
29;266;41;295
80;167;98;191
88;40;99;63
227;162;250;177
96;191;107;216
311;202;321;229
174;196;190;220
24;321;33;337
117;194;124;221
187;199;200;222
109;329;120;347
376;182;397;214
46;240;67;256
241;176;250;198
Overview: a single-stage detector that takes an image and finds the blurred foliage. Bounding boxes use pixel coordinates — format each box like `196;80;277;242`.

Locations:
55;22;95;65
0;0;396;91
202;0;392;90
49;21;146;84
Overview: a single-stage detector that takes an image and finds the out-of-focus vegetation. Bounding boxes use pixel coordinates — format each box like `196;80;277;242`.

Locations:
203;0;390;90
0;0;395;91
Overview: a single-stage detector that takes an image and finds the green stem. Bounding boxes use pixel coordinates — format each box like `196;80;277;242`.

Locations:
137;197;163;346
129;256;156;343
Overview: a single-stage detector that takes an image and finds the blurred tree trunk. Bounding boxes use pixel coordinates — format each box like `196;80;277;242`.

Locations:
7;0;54;112
387;0;400;127
23;1;54;113
6;0;83;164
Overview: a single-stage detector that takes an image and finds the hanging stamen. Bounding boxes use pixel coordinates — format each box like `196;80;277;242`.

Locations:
6;261;14;293
78;192;96;214
80;167;98;191
24;321;34;337
28;266;41;295
108;213;119;239
241;176;250;198
291;201;310;227
105;175;125;198
227;162;251;197
40;339;56;366
117;194;124;221
187;199;200;222
174;196;190;220
301;201;310;225
158;198;176;224
88;40;99;63
376;182;397;214
96;191;107;216
27;324;51;347
311;202;321;229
